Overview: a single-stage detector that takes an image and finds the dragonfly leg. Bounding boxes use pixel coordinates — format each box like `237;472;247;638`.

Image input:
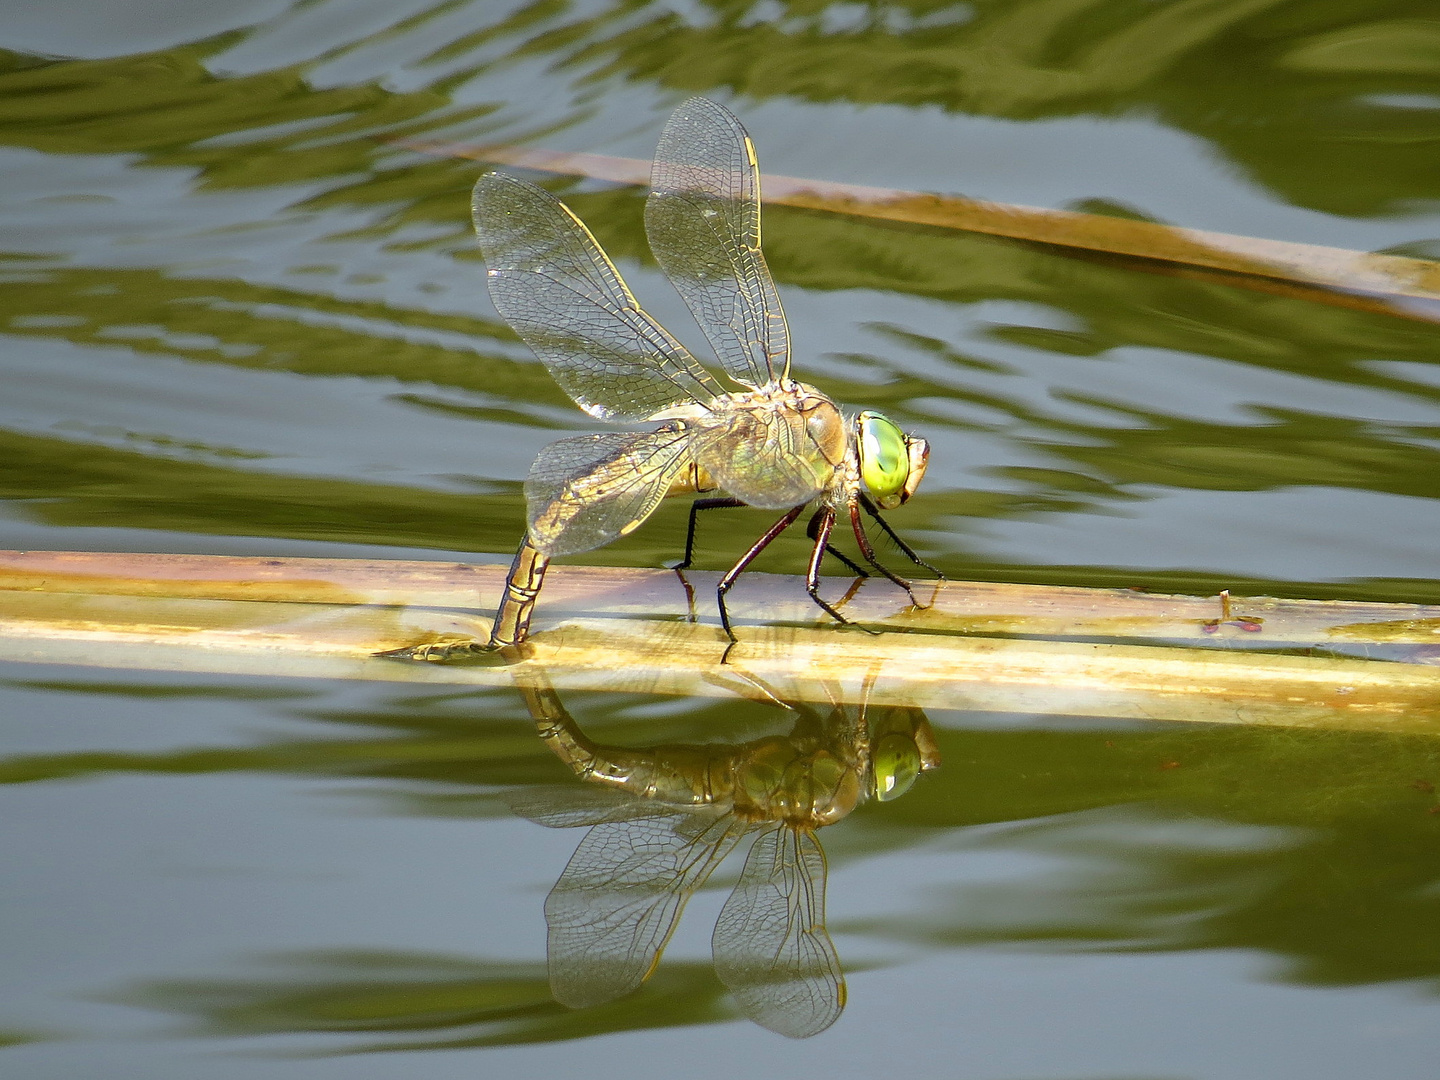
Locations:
806;507;879;634
671;565;699;622
716;505;806;642
807;508;868;576
674;497;745;569
848;500;921;607
674;499;861;574
859;493;945;578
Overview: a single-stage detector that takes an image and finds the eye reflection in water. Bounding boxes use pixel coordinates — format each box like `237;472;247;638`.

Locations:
506;671;939;1038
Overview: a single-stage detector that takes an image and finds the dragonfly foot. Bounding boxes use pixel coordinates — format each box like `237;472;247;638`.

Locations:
820;605;883;637
906;579;945;611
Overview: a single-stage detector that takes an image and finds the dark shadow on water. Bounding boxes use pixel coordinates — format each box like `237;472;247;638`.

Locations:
106;951;740;1051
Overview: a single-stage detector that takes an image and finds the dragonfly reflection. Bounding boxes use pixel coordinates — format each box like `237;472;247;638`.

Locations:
391;96;936;662
507;673;939;1038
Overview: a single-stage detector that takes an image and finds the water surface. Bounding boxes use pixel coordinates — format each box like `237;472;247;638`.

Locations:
3;2;1440;1076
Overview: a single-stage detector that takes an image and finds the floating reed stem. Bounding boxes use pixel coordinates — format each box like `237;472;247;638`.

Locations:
1;550;1436;731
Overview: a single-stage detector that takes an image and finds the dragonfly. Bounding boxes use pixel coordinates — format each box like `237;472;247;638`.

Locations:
506;669;940;1038
392;97;937;661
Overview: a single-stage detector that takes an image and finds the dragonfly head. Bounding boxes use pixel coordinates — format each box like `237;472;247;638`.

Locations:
867;705;941;802
856;411;929;510
870;733;924;802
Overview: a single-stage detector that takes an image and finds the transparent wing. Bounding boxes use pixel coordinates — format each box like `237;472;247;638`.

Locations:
545;812;750;1008
474;171;723;422
525;427;695;557
712;826;845;1039
505;785;661;830
646;97;790;389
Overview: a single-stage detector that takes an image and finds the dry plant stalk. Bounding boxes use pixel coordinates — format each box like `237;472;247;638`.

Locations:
1;551;1437;732
396;140;1440;320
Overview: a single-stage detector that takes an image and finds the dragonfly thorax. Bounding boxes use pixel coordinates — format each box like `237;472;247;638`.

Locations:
732;738;863;828
711;381;848;472
793;387;849;470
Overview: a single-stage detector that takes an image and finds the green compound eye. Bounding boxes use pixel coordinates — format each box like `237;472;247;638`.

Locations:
872;733;923;802
857;411;910;509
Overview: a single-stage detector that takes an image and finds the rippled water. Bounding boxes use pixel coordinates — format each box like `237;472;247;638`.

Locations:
3;2;1440;1077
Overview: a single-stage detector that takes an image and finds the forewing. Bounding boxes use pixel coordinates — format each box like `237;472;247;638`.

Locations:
474;171;722;421
545;812;749;1008
712;827;845;1039
696;409;830;509
525;428;694;557
646;97;790;389
505;785;662;830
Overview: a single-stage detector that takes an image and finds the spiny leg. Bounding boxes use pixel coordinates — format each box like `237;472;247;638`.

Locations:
675;497;745;569
849;500;921;607
807;507;869;576
859;493;945;578
671;564;699;621
806;506;877;634
674;496;864;575
715;504;806;642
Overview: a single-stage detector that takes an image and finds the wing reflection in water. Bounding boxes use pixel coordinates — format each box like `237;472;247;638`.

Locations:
506;672;939;1038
